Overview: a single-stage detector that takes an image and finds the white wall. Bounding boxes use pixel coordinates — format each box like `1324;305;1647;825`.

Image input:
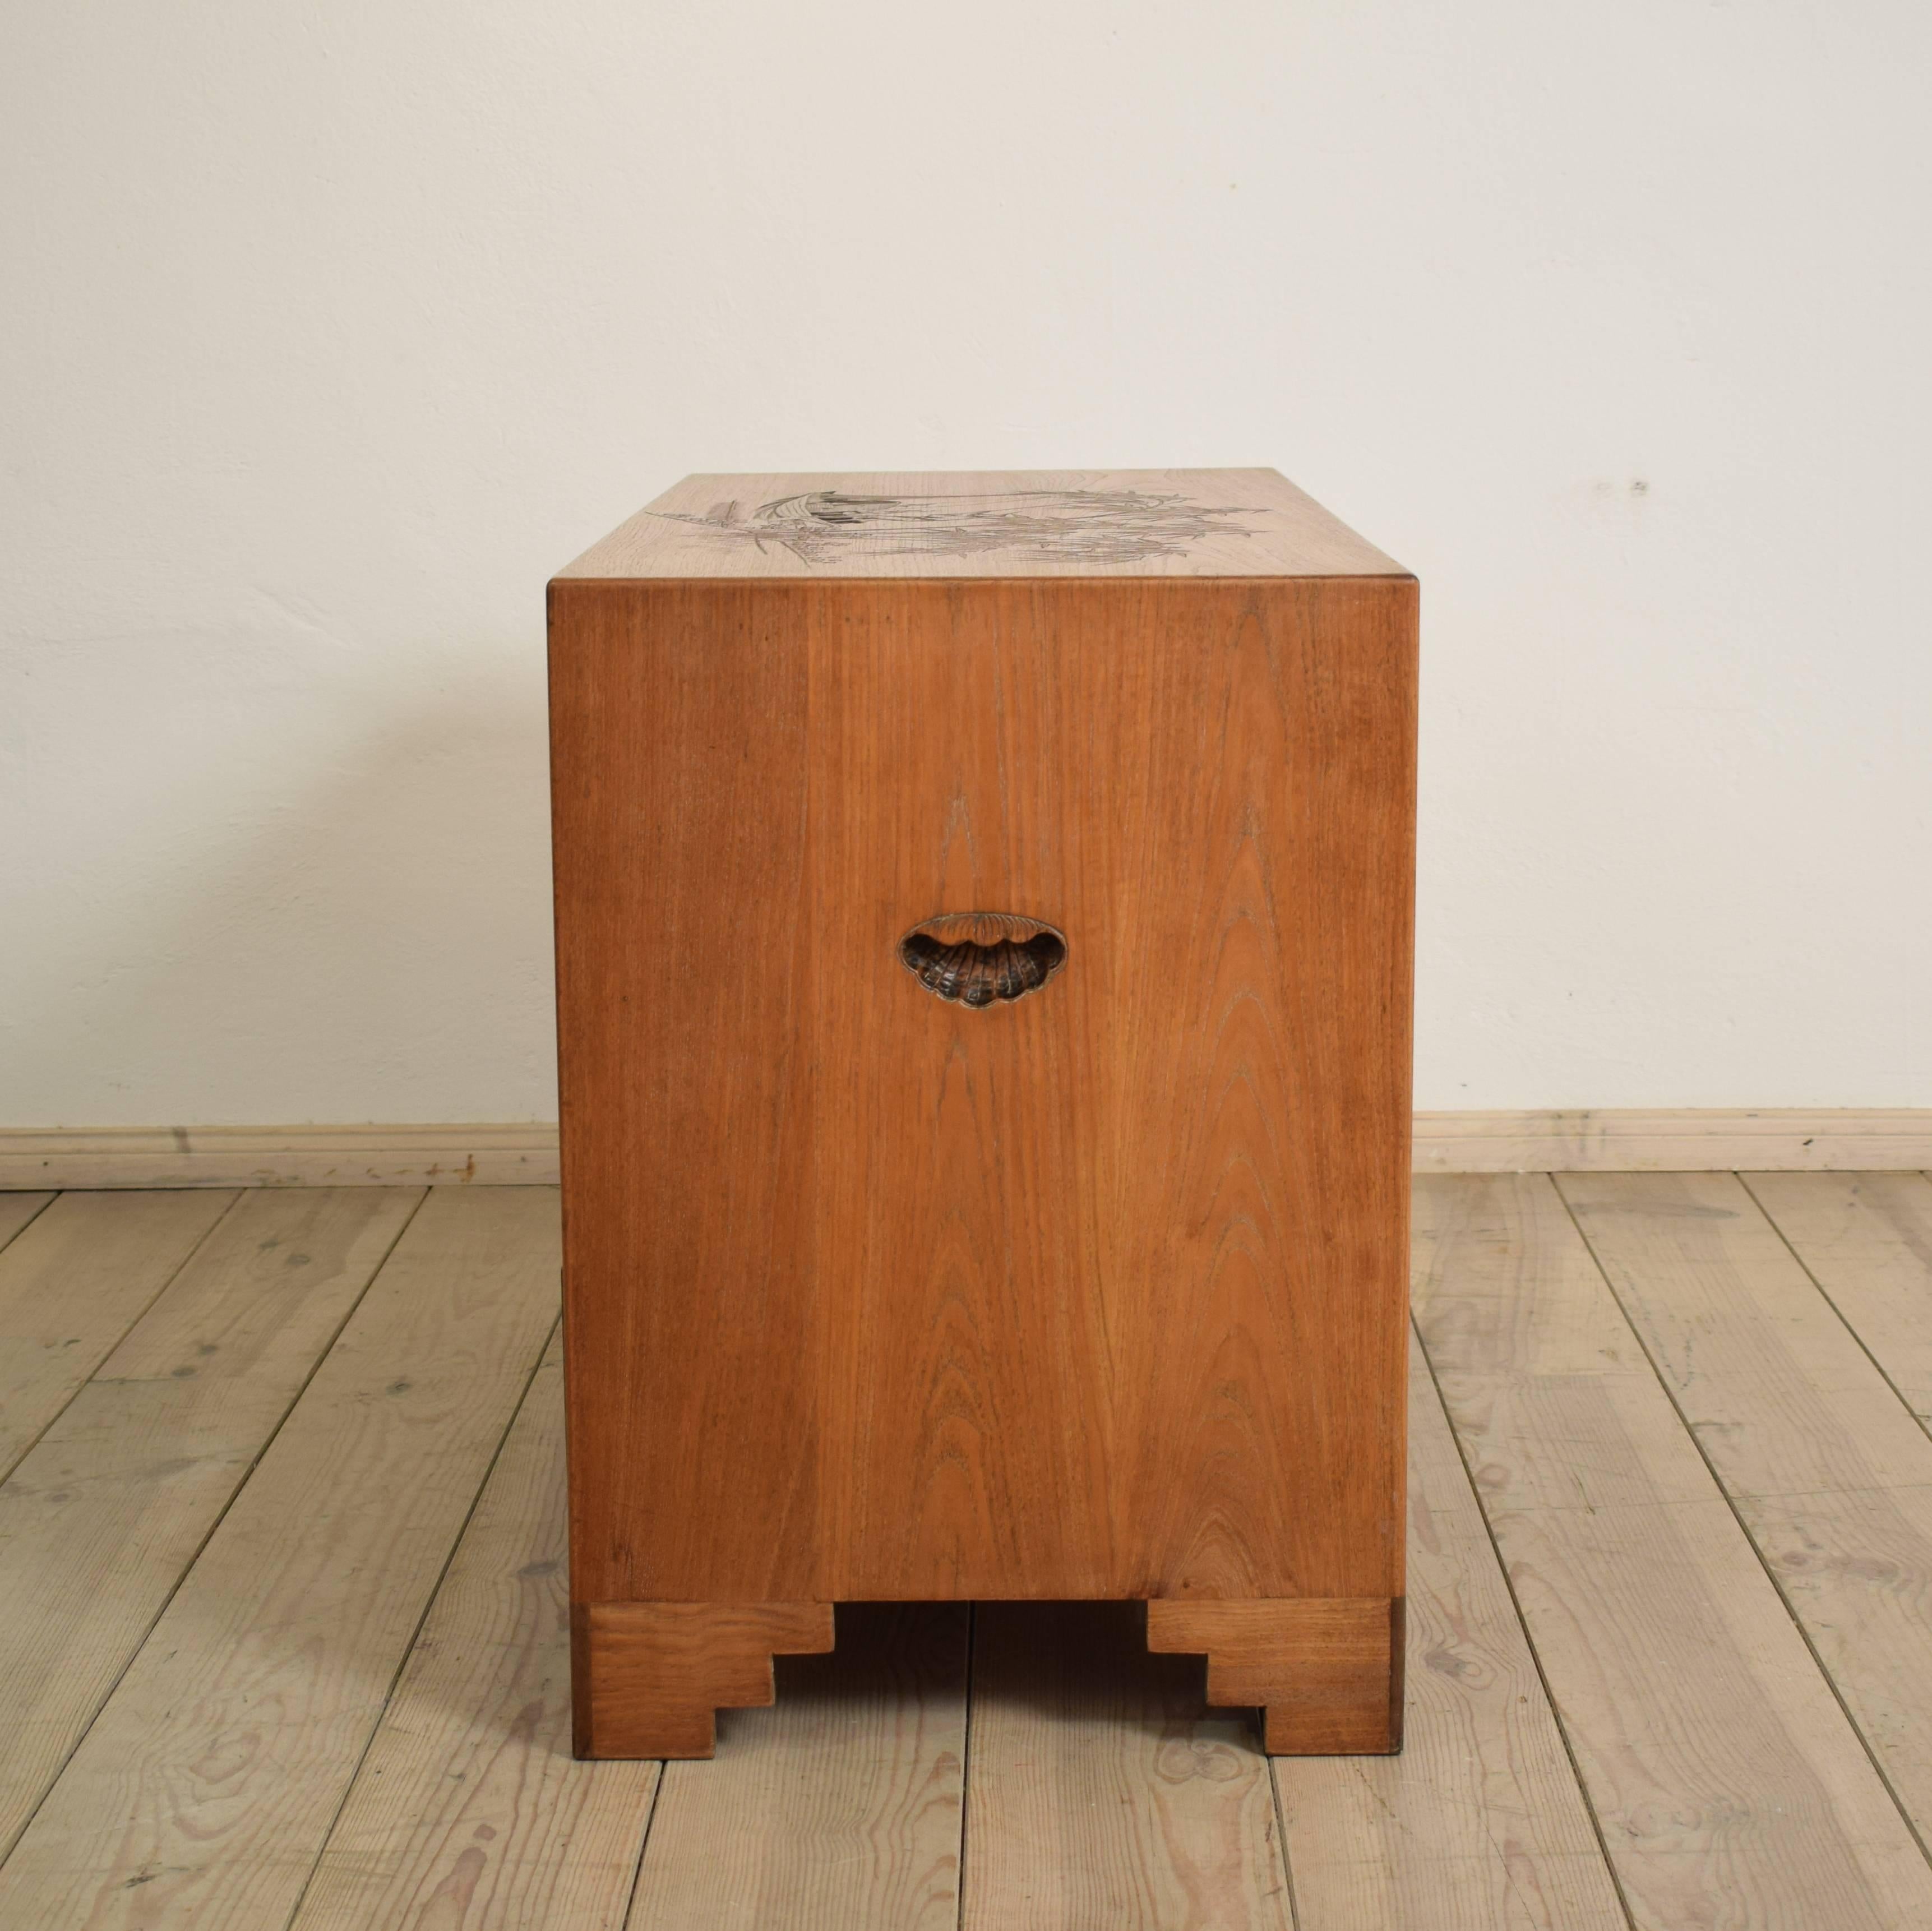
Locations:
4;1;1928;1125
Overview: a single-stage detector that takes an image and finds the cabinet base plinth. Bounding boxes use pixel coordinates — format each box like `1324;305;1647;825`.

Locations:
1148;1597;1405;1754
572;1601;836;1759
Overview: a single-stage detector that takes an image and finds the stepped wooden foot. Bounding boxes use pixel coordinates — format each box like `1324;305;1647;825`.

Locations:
572;1600;836;1758
1147;1597;1404;1754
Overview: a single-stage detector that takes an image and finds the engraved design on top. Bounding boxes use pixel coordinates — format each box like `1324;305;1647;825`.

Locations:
658;488;1267;565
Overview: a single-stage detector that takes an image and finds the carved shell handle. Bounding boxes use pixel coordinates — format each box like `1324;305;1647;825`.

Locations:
899;913;1067;1008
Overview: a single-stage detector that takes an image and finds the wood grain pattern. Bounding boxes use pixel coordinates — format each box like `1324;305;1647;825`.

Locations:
0;1186;561;1931
1744;1171;1932;1425
627;1605;967;1931
961;1601;1293;1931
557;468;1404;579
1273;1327;1626;1929
0;1188;420;1858
552;578;818;1607
1560;1170;1932;1838
1147;1597;1402;1754
292;1331;660;1931
0;1189;236;1479
575;1602;836;1758
1415;1173;1932;1929
551;566;1415;1622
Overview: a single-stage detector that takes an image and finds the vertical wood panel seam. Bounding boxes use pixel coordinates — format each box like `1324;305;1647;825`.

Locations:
0;1186;432;1873
1549;1174;1932;1876
0;1189;247;1490
1740;1172;1932;1453
279;1308;563;1931
1407;1304;1640;1931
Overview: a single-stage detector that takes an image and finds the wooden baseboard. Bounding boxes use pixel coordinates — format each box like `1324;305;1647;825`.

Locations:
1412;1110;1932;1174
0;1111;1926;1189
0;1124;561;1190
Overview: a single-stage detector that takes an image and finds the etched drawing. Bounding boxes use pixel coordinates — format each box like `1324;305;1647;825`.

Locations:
655;487;1268;565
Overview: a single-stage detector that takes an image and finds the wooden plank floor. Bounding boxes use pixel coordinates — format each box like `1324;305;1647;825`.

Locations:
1;1175;1930;1928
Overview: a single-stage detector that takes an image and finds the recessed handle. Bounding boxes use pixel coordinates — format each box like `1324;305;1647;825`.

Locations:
899;913;1067;1008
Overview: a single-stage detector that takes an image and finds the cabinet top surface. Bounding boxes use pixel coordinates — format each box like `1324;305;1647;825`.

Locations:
554;468;1407;581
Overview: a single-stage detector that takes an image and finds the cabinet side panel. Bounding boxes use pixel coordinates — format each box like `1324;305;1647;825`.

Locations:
1069;579;1415;1601
549;581;819;1604
806;579;1413;1602
805;582;1115;1597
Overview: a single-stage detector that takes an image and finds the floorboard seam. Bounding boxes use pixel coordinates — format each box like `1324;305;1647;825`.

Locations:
1265;1756;1302;1931
1409;1300;1642;1931
1737;1171;1932;1452
953;1600;977;1931
1550;1172;1932;1874
615;1761;668;1928
278;1305;562;1931
0;1193;56;1259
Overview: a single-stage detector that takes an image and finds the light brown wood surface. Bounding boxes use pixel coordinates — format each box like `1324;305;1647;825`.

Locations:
1560;1170;1932;1836
0;1189;236;1477
557;468;1404;579
1273;1328;1626;1930
0;1186;560;1931
291;1329;660;1931
962;1601;1294;1931
1415;1173;1932;1929
1741;1171;1932;1425
551;556;1416;1750
0;1188;420;1858
628;1605;968;1931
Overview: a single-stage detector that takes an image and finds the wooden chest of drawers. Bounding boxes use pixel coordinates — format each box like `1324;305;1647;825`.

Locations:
548;470;1416;1758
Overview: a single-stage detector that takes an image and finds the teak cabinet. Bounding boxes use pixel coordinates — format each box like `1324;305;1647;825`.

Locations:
548;469;1417;1758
